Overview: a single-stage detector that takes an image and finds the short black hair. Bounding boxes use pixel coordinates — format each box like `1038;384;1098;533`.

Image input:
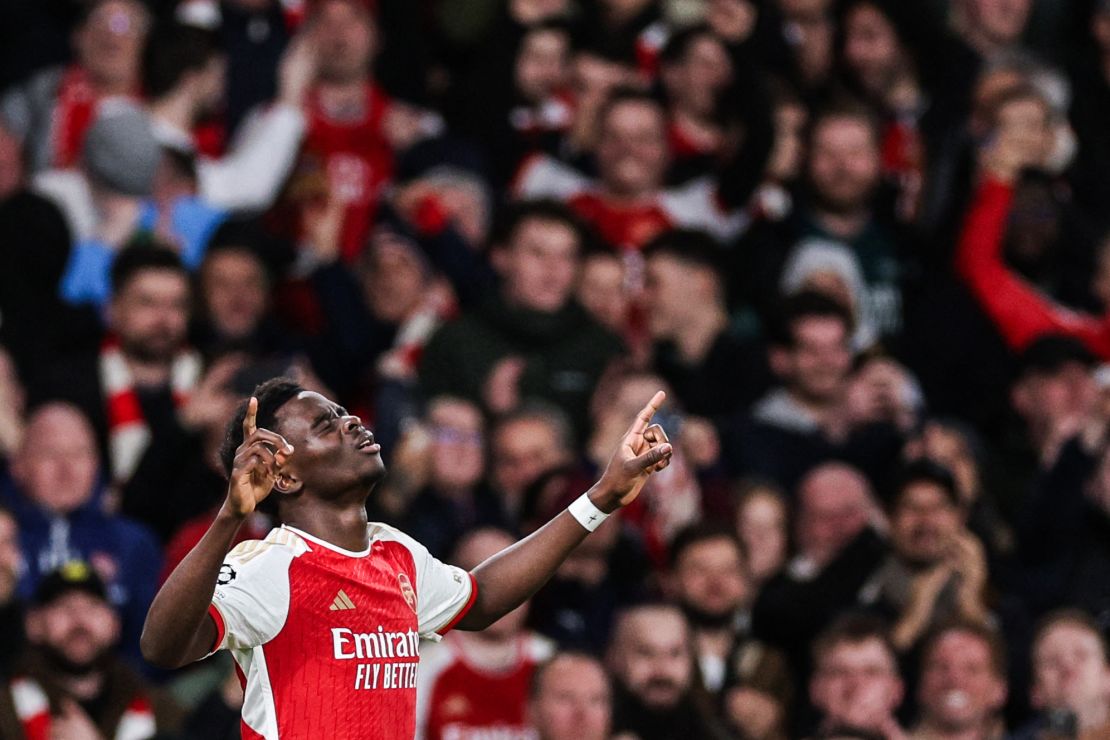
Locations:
769;290;855;347
143;21;222;100
491;199;591;254
110;243;188;296
659;23;720;66
219;378;306;479
642;228;726;279
813;612;896;666
668;521;746;570
890;458;960;509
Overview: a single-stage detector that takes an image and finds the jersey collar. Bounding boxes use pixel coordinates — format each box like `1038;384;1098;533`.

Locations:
281;524;372;558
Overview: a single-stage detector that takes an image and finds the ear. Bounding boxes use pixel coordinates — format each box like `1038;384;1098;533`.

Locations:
769;346;791;379
990;677;1008;711
1011;381;1031;415
274;472;303;496
490;244;511;276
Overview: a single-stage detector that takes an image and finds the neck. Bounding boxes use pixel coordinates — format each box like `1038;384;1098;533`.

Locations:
88;69;135;97
318;80;367;109
814;207;870;240
885;74;923;113
124;355;173;388
601;183;654;205
60;671;105;702
693;627;733;660
285;495;372;552
150;91;200;132
672;307;726;364
453;631;523;672
786;386;842;426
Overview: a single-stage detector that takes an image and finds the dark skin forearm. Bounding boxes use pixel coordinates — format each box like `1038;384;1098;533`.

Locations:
457;494;605;630
140;509;243;668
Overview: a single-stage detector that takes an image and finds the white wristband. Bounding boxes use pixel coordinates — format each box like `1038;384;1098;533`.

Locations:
568;493;610;532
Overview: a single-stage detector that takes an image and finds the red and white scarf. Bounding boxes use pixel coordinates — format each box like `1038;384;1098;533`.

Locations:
10;676;157;740
99;339;202;483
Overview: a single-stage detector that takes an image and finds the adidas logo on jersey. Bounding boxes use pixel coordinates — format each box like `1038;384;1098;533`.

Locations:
330;590;357;611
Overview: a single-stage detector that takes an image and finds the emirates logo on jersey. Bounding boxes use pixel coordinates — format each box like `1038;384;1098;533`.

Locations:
397;573;417;613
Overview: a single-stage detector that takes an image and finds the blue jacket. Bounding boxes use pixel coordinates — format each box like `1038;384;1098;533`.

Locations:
0;475;163;665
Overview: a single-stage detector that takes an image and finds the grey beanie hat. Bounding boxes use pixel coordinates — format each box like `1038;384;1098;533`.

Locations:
82;98;160;197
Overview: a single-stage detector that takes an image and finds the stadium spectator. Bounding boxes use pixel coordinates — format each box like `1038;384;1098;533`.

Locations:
667;522;792;739
730;291;902;490
752;463;887;680
606;603;733;740
391;397;510;558
843;352;924;434
1;402;162;661
8;562;179;737
528;651;612;740
420;201;623;434
952;0;1034;61
513;81;774;251
733;480;790;587
417;528;553;739
808;614;907;740
910;623;1008;740
1019;610;1110;739
144;20;316;213
282;0;439;262
0;0;150;172
643;229;766;420
576;247;631;336
859;460;991;652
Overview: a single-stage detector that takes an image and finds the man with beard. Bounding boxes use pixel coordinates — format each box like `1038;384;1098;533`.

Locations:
858;460;991;654
7;561;178;738
606;603;732;740
668;523;792;740
37;246;248;541
741;103;905;341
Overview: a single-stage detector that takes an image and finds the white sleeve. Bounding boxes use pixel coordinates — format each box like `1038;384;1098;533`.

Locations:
208;541;295;653
512;154;590;201
660;177;751;241
380;527;476;637
198;102;307;213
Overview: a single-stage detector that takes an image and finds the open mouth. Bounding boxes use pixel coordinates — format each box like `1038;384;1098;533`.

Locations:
356;434;381;454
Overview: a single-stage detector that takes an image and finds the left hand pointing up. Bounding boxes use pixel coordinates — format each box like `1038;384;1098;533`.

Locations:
593;391;674;512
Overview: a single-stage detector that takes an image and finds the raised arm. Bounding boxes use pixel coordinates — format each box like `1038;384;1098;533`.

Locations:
140;398;293;668
456;391;673;630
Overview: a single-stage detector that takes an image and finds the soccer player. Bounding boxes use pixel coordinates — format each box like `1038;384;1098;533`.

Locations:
141;378;673;739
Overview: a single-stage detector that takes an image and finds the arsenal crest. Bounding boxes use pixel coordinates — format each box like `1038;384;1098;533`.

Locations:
397;572;417;613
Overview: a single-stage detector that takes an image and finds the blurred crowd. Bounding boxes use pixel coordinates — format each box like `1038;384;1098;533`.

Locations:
1;0;1110;738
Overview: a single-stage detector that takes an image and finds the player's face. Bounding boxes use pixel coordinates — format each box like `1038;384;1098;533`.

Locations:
918;632;1006;731
274;392;385;496
531;657;612;740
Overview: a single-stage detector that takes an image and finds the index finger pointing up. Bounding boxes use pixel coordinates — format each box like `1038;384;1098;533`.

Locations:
243;397;258;437
629;391;666;435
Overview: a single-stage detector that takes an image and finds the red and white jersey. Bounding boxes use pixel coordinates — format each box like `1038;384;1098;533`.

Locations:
512;154;749;250
206;523;478;740
415;633;554;740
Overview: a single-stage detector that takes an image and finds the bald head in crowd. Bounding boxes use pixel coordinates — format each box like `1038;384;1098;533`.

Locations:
529;652;612;740
11;403;100;516
607;604;694;711
795;463;877;568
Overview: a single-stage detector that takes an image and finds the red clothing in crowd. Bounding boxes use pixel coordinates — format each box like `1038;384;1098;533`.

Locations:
955;177;1110;358
301;83;395;263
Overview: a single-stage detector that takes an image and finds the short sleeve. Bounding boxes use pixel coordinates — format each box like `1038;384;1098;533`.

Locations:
207;540;296;654
377;526;477;637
